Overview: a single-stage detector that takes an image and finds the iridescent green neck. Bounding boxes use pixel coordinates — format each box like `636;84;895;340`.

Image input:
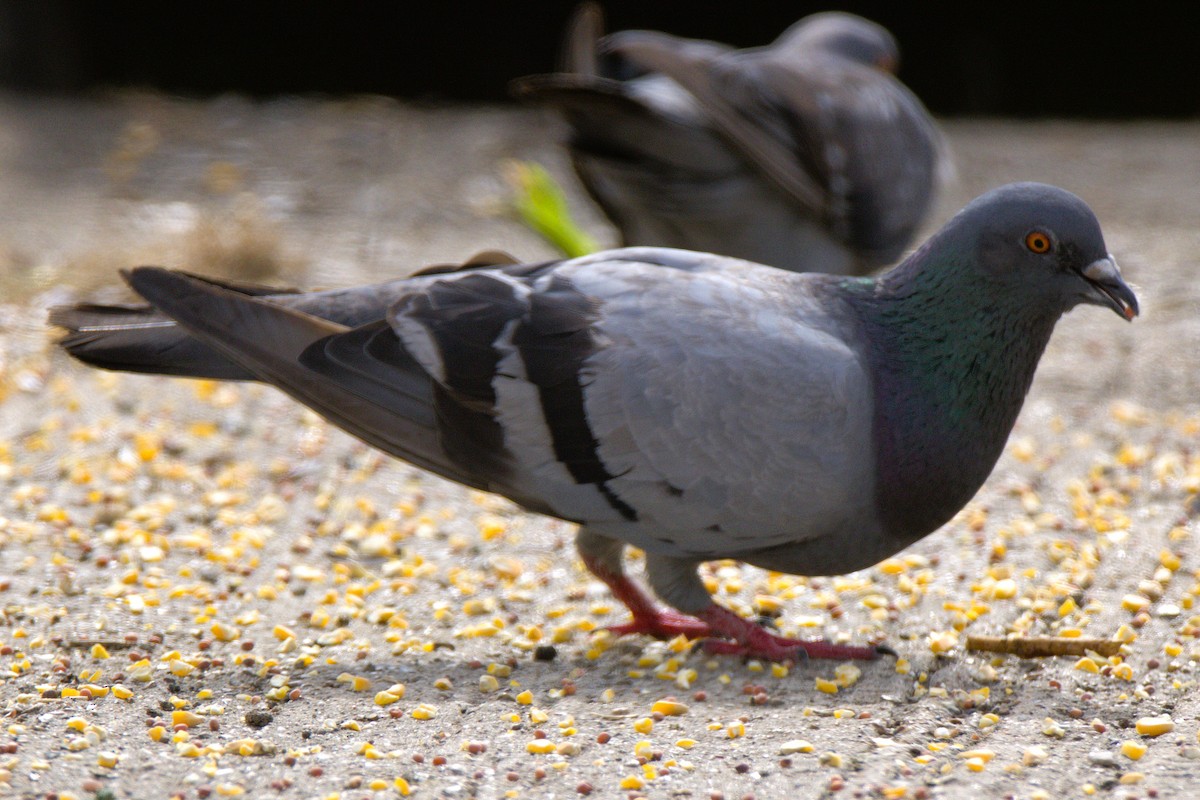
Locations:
843;254;1062;543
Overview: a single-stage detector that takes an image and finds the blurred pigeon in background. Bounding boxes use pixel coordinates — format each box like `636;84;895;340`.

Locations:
513;5;949;274
52;183;1136;661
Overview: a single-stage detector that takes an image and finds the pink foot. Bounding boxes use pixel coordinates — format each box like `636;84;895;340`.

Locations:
577;551;891;662
697;606;891;662
606;609;713;640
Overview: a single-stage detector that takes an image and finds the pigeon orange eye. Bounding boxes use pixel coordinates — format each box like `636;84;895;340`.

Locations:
1025;231;1051;253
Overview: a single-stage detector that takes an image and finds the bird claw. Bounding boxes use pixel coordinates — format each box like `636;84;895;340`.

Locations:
605;610;712;640
691;605;888;662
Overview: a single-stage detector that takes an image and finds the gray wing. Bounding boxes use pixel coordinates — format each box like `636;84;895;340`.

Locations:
607;30;828;214
112;257;675;523
381;247;765;522
610;31;944;264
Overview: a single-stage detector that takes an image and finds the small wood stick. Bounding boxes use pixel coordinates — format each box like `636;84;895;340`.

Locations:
966;635;1122;658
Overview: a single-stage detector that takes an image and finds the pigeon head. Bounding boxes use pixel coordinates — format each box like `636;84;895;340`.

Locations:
779;12;900;73
931;182;1139;321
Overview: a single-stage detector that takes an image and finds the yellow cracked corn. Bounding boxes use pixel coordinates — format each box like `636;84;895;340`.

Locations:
1122;595;1151;613
928;631;958;654
211;622;240;642
172;710;204;727
814;678;838;694
1135;715;1175;737
834;664;861;687
1121;740;1148;760
337;673;372;692
651;699;688;716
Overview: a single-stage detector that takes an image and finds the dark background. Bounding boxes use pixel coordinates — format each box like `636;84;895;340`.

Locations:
0;1;1195;118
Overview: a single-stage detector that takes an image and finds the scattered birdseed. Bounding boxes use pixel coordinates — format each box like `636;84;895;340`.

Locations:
9;249;1200;798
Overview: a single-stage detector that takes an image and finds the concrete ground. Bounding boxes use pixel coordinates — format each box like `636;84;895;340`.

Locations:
1;90;1200;800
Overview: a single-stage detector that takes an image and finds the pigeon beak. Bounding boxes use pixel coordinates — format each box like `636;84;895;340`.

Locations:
1079;255;1138;321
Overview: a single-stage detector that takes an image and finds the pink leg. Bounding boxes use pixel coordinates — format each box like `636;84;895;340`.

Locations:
580;543;890;662
581;551;711;639
697;605;887;662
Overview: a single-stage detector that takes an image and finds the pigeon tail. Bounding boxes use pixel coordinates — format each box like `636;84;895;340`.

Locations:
50;302;258;380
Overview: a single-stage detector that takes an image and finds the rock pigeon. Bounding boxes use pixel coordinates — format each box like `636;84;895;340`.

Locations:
513;5;947;275
51;183;1137;661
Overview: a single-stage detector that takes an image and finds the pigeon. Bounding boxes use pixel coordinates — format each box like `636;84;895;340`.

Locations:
512;5;947;275
51;183;1138;661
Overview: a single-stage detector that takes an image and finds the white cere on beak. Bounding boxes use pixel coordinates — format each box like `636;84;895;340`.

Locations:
1082;255;1122;282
